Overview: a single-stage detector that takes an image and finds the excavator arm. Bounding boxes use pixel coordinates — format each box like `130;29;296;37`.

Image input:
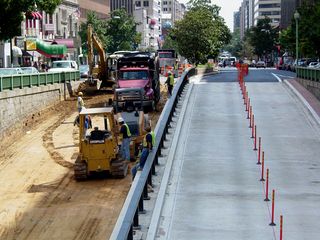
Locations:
87;24;108;82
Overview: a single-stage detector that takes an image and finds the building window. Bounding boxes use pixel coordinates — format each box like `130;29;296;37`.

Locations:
135;1;141;7
163;1;167;4
143;1;149;7
163;7;167;11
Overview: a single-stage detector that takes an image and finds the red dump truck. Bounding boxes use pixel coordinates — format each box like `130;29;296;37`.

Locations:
115;52;160;112
157;49;177;75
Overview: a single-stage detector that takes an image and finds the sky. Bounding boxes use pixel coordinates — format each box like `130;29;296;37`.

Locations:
179;0;243;32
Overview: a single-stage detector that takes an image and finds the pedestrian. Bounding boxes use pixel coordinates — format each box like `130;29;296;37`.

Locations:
118;117;132;162
77;92;85;113
165;71;174;96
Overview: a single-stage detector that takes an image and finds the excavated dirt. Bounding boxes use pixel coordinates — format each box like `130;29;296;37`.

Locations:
0;84;168;240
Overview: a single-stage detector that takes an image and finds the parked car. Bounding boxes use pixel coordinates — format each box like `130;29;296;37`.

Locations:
308;61;319;68
0;68;23;76
256;61;266;68
20;67;39;74
48;60;78;73
79;65;89;78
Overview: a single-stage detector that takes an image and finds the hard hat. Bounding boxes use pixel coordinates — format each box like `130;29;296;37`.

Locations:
168;71;172;74
78;91;83;96
118;117;124;123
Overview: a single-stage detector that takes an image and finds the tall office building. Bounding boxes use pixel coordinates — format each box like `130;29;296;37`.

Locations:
233;11;240;32
253;0;281;27
239;0;249;39
78;0;110;20
111;0;134;15
280;0;316;29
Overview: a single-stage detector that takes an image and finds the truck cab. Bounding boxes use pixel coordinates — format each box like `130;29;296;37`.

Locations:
116;52;160;112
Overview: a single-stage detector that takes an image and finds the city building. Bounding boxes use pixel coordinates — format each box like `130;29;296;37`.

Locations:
280;0;316;29
111;0;134;15
78;0;110;20
233;11;240;32
133;0;162;49
253;0;281;27
239;0;249;39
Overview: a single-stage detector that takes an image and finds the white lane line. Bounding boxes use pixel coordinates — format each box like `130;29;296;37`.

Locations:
275;74;295;78
271;73;282;82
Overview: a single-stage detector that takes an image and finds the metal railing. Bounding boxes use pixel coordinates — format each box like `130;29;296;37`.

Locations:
0;70;80;92
296;67;320;81
110;67;196;240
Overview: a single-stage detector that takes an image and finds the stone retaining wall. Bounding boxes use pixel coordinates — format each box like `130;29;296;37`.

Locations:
0;81;82;143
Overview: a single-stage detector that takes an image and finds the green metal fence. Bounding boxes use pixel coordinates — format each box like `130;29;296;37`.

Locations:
0;71;80;92
296;67;320;81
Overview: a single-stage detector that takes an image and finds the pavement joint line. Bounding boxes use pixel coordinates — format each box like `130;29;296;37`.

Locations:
284;79;320;125
146;82;194;240
271;73;282;82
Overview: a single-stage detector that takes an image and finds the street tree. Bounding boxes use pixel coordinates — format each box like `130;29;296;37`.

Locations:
280;2;320;58
224;29;242;58
78;12;108;54
171;0;231;65
247;17;278;59
106;9;141;53
0;0;61;40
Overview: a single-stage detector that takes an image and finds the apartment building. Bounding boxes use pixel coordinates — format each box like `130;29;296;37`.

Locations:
233;11;240;32
253;0;281;27
133;0;162;49
110;0;133;15
239;0;249;39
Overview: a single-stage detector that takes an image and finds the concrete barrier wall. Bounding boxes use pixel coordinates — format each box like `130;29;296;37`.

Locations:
0;80;82;146
297;78;320;101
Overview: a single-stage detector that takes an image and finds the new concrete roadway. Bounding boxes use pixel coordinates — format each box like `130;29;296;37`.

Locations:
149;67;320;240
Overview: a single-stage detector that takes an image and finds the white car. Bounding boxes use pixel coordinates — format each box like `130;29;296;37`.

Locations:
308;62;320;68
48;60;78;73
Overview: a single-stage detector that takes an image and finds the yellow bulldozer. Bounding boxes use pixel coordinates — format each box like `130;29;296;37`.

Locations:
74;107;128;180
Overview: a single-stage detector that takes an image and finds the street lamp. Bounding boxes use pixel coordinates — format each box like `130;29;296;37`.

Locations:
294;10;300;61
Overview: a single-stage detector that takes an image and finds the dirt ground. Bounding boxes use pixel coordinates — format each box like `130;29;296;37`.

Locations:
0;84;168;240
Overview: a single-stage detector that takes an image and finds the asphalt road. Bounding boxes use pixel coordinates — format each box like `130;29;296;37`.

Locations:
201;67;296;83
154;68;320;240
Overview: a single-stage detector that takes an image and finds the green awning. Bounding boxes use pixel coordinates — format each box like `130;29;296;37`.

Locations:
36;40;67;58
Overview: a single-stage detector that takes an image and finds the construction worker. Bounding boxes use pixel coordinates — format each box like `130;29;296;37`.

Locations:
131;126;153;180
77;92;85;112
165;71;174;96
118;117;132;162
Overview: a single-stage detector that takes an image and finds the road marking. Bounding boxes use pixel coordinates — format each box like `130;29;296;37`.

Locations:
271;73;282;82
274;74;295;79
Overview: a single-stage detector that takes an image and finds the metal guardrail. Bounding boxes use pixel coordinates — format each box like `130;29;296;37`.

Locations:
296;67;320;81
110;67;196;240
0;70;80;92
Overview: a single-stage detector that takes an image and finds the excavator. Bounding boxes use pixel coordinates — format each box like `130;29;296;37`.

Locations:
86;24;115;90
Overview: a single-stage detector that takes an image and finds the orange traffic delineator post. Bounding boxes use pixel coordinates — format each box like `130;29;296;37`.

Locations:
251;115;255;137
247;99;250;117
249;109;253;128
280;215;283;240
260;151;265;181
254;126;258;149
257;137;262;164
264;168;270;201
270;189;276;226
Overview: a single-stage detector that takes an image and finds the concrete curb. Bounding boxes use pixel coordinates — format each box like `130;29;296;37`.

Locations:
284;79;320;124
146;82;194;239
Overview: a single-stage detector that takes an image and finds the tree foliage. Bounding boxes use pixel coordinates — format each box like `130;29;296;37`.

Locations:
280;2;320;57
0;0;61;40
246;17;278;58
224;29;242;58
79;12;108;54
79;9;141;54
171;0;231;65
106;9;141;53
